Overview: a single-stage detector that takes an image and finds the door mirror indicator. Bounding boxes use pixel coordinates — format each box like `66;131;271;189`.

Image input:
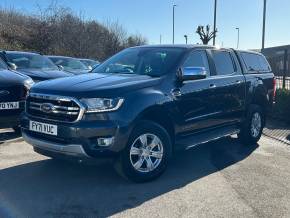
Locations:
179;67;207;81
57;65;64;71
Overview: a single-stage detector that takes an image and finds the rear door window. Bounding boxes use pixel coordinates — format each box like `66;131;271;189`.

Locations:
241;52;271;72
211;50;235;76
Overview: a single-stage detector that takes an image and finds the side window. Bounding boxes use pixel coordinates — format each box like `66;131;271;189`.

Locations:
211;50;235;75
258;55;271;72
183;50;210;76
241;52;271;72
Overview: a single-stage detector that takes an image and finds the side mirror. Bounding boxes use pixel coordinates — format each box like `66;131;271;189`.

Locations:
180;67;207;81
91;64;100;72
7;62;17;71
57;65;64;71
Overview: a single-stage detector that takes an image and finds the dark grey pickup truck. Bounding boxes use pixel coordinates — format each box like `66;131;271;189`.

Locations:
21;45;275;182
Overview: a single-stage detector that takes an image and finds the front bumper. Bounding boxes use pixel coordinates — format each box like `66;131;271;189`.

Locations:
0;101;24;128
21;114;132;159
22;132;90;158
0;113;22;128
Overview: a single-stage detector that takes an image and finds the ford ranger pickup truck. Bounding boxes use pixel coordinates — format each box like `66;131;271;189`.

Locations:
0;58;34;132
21;45;275;182
0;51;73;82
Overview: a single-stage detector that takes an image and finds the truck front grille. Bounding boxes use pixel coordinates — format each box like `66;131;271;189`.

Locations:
26;93;84;122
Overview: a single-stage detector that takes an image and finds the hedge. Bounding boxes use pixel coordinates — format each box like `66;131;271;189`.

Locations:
272;89;290;123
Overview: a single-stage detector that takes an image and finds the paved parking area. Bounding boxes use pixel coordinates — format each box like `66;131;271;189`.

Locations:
0;131;290;218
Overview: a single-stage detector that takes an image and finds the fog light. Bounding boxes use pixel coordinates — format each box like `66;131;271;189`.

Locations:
97;137;114;147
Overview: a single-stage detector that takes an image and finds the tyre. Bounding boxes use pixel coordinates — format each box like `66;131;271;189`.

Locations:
238;104;264;144
115;120;172;183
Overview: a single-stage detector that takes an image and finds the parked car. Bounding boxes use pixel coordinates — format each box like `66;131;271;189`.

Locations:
21;45;275;182
47;56;91;74
78;58;100;70
0;58;34;132
0;51;72;82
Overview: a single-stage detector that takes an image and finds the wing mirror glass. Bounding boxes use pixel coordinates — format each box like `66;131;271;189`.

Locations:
179;67;207;81
7;62;17;71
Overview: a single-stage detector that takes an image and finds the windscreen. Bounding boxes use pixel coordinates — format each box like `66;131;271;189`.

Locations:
6;53;59;71
50;57;89;71
93;47;185;77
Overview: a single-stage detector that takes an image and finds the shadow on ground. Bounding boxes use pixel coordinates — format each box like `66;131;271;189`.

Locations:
0;137;258;218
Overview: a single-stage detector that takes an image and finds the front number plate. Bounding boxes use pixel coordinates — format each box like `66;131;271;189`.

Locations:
29;121;58;136
0;102;19;110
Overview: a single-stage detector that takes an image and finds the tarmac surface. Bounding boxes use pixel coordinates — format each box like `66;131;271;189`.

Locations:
1;129;290;218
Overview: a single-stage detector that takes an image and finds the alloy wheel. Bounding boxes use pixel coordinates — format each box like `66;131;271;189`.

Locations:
129;133;164;173
251;112;262;138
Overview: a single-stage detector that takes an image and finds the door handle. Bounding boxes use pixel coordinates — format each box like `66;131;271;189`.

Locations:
209;84;216;89
236;80;243;84
171;89;182;98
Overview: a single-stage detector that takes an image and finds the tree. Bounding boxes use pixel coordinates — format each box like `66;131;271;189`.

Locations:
196;25;217;45
0;5;148;61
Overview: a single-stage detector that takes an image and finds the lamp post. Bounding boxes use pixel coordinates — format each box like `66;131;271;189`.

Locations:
262;0;267;50
213;0;217;46
184;35;188;44
173;4;177;44
235;27;240;49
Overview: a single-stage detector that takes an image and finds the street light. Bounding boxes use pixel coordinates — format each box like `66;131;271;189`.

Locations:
235;27;240;49
172;4;177;44
262;0;267;50
184;35;188;44
213;0;217;46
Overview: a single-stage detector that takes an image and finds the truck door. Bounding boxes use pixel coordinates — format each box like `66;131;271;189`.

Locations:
207;49;246;125
174;49;221;134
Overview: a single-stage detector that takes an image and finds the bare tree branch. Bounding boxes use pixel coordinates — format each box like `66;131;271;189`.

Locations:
195;25;217;45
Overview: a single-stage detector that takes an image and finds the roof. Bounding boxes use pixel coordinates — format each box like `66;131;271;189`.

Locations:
133;44;215;49
3;50;41;55
46;55;75;59
236;49;263;55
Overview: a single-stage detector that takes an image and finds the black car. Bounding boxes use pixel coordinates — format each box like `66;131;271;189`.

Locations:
0;51;72;82
0;58;34;132
78;58;100;70
47;56;91;74
21;45;275;182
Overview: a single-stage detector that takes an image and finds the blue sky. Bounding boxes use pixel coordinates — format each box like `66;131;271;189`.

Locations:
1;0;289;49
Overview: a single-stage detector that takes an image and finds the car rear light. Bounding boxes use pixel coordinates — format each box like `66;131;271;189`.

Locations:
273;78;276;102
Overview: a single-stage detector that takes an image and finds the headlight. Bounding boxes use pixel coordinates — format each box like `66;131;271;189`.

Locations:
24;79;34;90
80;98;124;113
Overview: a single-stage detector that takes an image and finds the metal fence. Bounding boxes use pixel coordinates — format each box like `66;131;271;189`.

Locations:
276;76;290;90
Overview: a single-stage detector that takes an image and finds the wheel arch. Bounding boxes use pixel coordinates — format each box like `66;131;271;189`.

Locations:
250;85;269;115
135;106;176;146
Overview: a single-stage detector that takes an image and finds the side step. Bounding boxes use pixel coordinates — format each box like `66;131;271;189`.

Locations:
175;125;240;150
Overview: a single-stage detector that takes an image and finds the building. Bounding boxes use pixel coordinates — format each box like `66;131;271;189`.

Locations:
262;45;290;77
262;45;290;89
